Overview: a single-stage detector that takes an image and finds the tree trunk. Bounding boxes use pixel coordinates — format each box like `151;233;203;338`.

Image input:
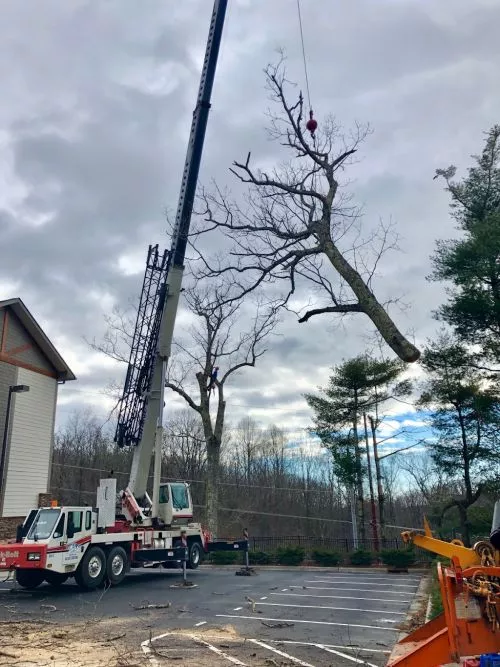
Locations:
369;416;386;546
352;394;365;543
205;436;221;537
363;413;379;552
322;238;420;363
457;503;471;547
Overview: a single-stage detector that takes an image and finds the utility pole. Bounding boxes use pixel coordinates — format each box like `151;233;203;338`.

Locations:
363;412;379;552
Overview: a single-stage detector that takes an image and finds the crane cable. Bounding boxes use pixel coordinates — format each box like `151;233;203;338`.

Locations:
296;0;312;114
297;0;318;143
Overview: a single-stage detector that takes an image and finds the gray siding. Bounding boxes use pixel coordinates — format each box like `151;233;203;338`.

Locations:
2;367;57;517
0;360;18;514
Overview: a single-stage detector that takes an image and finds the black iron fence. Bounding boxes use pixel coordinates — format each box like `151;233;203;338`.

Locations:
235;535;435;564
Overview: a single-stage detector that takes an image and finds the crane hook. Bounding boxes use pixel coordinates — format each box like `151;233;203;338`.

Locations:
306;109;317;137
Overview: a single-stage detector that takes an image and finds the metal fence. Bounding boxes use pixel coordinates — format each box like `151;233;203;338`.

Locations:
242;535;434;563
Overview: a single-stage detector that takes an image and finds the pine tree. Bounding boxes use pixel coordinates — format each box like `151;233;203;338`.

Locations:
418;333;500;545
305;355;408;542
431;125;500;361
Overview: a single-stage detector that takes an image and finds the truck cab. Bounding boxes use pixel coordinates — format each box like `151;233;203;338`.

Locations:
3;505;96;589
158;482;193;526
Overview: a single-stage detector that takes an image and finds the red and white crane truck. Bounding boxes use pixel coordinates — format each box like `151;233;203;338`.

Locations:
0;0;246;591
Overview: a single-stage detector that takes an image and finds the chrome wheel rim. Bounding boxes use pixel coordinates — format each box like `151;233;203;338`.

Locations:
88;555;102;579
111;554;124;576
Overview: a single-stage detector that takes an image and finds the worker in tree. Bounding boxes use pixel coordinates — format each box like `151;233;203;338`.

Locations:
207;366;219;394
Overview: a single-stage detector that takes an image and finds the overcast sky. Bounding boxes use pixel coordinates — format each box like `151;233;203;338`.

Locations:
1;0;499;444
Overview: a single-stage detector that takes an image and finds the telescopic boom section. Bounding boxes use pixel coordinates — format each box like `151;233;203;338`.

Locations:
122;0;228;513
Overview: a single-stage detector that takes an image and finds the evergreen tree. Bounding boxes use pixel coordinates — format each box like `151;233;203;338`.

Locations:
418;333;500;545
431;125;500;361
305;355;409;542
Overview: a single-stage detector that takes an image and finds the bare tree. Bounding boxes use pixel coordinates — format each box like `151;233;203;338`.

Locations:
192;60;420;363
90;282;278;536
165;283;278;535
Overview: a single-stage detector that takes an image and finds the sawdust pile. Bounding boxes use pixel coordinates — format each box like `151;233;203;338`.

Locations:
0;621;145;667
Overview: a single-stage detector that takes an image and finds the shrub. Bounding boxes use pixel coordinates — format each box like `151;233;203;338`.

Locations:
349;549;373;566
210;551;239;565
380;549;416;569
311;549;342;567
249;550;272;565
276;546;305;566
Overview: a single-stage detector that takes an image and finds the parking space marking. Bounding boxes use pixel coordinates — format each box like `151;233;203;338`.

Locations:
281;588;288;591
141;631;248;666
273;592;408;604
195;621;207;627
233;606;243;611
249;639;315;667
302;586;414;597
216;613;396;630
316;575;421;582
256;601;406;615
308;579;418;589
317;643;378;666
260;596;268;600
270;641;390;655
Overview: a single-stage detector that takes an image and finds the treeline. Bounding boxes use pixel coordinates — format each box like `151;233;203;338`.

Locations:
49;409;496;546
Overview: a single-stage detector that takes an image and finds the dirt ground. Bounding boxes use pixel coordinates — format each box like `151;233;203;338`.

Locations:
0;619;146;667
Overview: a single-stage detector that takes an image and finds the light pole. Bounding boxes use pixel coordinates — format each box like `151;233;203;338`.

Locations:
0;385;30;508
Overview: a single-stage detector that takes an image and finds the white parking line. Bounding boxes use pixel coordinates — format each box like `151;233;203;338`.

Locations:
270;640;390;655
318;643;378;666
233;607;242;611
260;596;268;600
308;579;418;588
216;614;396;631
256;602;405;615
249;639;314;667
316;575;421;582
273;592;407;604
301;586;414;597
195;621;207;627
141;631;248;666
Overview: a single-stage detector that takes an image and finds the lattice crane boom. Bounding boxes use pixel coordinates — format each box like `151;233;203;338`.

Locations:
114;0;228;517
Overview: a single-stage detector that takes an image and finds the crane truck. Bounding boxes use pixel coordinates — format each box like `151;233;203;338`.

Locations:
0;0;246;591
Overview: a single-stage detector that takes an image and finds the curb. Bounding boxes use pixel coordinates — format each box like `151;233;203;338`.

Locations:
200;565;430;574
388;574;431;663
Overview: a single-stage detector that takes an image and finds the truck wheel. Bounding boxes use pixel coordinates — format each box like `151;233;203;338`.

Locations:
187;541;203;570
45;571;69;588
16;568;44;590
75;546;106;589
106;546;128;585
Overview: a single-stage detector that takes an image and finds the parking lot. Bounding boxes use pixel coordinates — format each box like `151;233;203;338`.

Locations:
0;567;424;666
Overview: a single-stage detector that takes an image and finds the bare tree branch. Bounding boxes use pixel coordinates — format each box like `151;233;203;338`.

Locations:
191;60;420;363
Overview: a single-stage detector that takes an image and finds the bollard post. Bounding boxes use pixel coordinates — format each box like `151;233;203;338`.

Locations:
181;530;188;584
243;528;250;571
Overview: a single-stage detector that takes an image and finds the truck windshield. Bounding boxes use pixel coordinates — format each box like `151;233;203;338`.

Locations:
27;509;61;541
170;484;189;510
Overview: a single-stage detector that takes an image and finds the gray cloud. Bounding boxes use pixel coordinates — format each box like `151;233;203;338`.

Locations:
1;0;499;432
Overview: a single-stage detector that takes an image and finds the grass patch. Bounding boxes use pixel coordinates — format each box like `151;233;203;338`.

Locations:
428;561;445;620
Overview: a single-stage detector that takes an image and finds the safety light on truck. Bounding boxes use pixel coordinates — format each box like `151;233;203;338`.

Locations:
27;552;41;561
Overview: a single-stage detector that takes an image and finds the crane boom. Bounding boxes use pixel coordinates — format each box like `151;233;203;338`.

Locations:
115;0;228;519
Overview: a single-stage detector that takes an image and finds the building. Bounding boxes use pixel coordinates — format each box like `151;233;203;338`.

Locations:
0;298;75;525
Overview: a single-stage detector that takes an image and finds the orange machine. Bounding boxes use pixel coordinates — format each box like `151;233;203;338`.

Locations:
387;514;500;666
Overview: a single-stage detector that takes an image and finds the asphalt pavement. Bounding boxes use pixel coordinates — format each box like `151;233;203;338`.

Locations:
0;566;423;666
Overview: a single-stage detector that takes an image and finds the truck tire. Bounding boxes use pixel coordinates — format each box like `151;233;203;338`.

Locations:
106;546;128;586
44;571;69;588
75;546;106;590
187;540;203;570
16;568;44;590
